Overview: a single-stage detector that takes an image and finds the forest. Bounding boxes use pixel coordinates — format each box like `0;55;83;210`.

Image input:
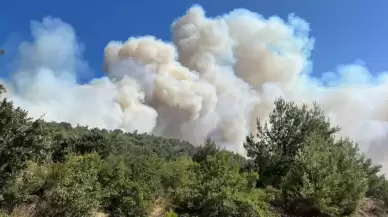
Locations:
0;84;387;217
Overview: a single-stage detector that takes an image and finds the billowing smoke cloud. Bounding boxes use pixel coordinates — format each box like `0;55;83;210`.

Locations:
2;5;388;172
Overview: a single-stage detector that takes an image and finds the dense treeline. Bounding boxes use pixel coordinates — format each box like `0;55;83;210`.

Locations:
0;84;387;217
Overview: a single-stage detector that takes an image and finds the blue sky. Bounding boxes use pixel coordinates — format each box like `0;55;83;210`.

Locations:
1;0;387;80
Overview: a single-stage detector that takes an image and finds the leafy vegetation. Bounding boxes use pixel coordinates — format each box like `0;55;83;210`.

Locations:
0;85;387;217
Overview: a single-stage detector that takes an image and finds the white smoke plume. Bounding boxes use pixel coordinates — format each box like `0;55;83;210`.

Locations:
2;5;388;172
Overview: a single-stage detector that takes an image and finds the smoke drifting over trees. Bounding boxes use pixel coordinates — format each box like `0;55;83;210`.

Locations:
2;5;388;172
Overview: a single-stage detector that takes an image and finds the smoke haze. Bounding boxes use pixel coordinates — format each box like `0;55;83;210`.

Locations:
2;5;388;172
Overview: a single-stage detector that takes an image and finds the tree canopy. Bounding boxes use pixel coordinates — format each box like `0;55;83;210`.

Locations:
0;86;387;217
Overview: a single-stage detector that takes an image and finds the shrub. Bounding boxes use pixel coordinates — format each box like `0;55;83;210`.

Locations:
170;147;277;217
3;154;103;217
281;134;368;216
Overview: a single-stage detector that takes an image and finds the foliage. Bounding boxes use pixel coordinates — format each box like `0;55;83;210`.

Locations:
281;134;368;216
244;98;380;216
0;85;387;217
3;154;103;217
244;98;339;187
164;210;178;217
99;154;161;217
0;96;53;191
168;144;277;217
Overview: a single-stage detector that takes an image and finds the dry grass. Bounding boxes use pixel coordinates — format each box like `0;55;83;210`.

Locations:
148;198;171;217
353;198;388;217
8;204;37;217
4;204;109;217
93;212;108;217
4;198;170;217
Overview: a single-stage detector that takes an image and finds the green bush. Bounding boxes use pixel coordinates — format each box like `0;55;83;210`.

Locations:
281;134;368;216
169;147;277;217
360;156;388;206
0;94;53;191
38;153;103;217
0;211;8;217
244;98;373;216
0;161;49;211
3;153;103;217
164;209;178;217
99;155;149;217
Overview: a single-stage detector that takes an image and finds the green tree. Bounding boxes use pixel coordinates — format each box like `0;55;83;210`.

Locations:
244;98;339;187
40;153;102;217
99;155;150;217
169;143;276;217
0;85;52;198
361;156;388;207
1;153;103;217
280;134;368;216
51;128;109;162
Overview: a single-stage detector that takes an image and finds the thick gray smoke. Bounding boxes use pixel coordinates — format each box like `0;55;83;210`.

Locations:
2;6;388;172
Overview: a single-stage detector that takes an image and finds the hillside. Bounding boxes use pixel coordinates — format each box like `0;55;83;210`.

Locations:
1;85;388;217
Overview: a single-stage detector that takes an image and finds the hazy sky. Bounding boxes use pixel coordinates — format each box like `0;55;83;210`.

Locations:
1;0;387;80
1;0;388;170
